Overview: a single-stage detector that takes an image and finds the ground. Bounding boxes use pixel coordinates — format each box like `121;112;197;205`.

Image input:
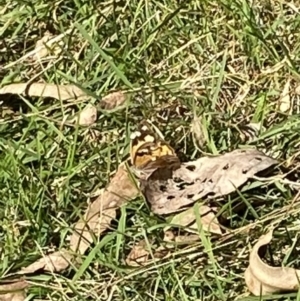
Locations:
1;0;300;300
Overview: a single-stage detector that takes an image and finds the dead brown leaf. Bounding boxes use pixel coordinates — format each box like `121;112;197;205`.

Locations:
100;91;127;110
0;83;93;102
144;149;278;215
245;229;300;296
0;280;28;301
126;240;169;267
70;163;139;254
18;249;72;274
164;205;222;235
31;32;63;61
73;104;97;126
126;240;152;266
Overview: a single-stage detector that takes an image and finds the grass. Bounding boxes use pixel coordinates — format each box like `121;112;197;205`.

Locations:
1;0;300;300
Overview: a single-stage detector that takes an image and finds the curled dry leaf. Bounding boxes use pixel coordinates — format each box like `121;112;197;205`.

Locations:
0;280;28;301
278;79;291;113
18;249;72;274
70;163;139;254
245;229;300;296
164;205;222;235
73;104;97;126
143;149;277;215
100;91;127;110
0;83;93;102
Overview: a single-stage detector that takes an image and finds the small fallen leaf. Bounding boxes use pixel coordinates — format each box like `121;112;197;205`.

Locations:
278;79;291;113
245;229;300;296
126;240;169;267
125;241;151;266
73;104;97;126
0;83;93;102
70;163;139;254
31;32;63;61
165;205;222;235
100;91;127;110
144;149;278;215
0;280;28;301
18;249;72;274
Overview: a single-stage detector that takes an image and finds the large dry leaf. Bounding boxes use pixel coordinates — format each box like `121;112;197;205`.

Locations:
100;91;127;110
0;83;92;102
164;205;222;235
0;280;28;301
144;149;277;215
18;249;72;274
70;163;139;254
245;229;300;295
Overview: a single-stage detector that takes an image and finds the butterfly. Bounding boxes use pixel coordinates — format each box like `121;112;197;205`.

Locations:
130;121;181;179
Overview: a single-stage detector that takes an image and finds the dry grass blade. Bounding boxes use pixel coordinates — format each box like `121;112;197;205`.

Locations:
0;83;93;102
245;229;300;296
278;79;291;113
70;163;139;254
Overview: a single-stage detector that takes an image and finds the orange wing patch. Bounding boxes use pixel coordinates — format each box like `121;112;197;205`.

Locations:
130;122;180;172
